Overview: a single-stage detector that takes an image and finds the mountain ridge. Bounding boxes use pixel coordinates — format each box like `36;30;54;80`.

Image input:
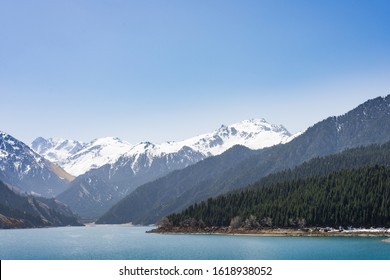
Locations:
97;95;390;225
52;118;294;219
0;131;72;197
32;118;294;177
0;179;82;229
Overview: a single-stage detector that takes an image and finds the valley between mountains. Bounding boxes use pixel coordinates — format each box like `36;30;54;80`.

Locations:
1;95;390;230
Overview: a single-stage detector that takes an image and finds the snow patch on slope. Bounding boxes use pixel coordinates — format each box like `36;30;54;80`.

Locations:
31;137;84;165
61;137;132;176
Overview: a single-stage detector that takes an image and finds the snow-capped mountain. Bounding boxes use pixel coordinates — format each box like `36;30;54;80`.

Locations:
31;137;133;177
31;137;84;166
116;118;293;175
0;132;71;197
61;137;133;176
34;118;293;177
132;118;292;156
55;118;296;219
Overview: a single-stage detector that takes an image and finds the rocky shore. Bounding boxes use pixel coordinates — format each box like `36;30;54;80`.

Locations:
148;226;390;237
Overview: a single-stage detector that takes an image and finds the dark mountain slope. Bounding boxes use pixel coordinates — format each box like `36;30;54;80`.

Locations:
97;145;257;224
98;95;390;225
0;180;82;229
57;173;122;220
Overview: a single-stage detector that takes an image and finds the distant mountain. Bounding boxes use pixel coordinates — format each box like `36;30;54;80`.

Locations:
33;119;293;176
0;132;72;197
31;137;133;177
97;95;390;225
97;145;258;224
31;137;84;167
57;174;123;219
0;180;82;229
55;119;293;219
134;118;293;158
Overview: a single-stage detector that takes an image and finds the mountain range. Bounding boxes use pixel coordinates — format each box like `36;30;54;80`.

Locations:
30;137;84;170
2;94;390;228
44;119;295;219
31;119;294;177
2;118;293;222
97;95;390;225
32;137;132;177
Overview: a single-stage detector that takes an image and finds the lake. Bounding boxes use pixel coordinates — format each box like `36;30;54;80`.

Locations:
0;225;389;260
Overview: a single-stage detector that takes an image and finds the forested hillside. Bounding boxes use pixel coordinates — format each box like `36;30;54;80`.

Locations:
247;141;390;189
167;165;390;228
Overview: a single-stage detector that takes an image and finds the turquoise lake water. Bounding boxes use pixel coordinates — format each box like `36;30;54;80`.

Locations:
0;226;389;260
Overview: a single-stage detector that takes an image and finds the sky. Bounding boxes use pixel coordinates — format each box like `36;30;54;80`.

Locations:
1;0;389;144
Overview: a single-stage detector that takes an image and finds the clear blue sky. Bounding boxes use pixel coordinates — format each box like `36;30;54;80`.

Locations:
1;0;389;144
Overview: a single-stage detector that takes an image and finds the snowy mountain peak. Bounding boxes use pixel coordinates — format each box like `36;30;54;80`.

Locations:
32;119;295;177
31;137;84;165
187;118;293;155
59;137;133;176
0;132;70;197
0;131;8;137
89;137;128;146
231;118;290;135
140;141;154;147
120;118;294;162
1;132;41;164
30;136;133;177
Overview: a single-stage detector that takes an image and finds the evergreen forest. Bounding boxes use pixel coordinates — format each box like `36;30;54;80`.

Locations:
167;162;390;229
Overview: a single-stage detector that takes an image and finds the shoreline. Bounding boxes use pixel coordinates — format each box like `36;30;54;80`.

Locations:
148;227;390;237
